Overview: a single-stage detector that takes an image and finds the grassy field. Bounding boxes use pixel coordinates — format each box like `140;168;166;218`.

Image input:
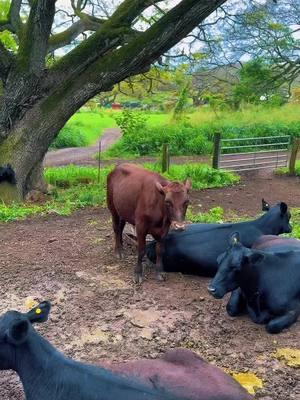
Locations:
0;164;238;222
51;111;117;149
51;104;300;154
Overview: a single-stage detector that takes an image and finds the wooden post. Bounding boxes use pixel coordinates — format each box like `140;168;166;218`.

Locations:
162;143;170;173
212;132;221;169
289;137;300;175
97;140;101;184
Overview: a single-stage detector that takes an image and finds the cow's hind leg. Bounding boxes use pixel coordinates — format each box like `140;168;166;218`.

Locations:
266;310;298;334
155;240;166;281
134;227;147;284
112;213;125;259
226;289;247;316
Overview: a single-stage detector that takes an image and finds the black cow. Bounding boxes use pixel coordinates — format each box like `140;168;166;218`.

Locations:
146;201;292;277
0;302;252;400
208;233;300;333
0;164;16;184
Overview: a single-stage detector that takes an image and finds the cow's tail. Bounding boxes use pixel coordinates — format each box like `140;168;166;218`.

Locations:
146;240;157;263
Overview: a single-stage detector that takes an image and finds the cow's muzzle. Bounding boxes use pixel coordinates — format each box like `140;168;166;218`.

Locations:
170;221;186;231
207;285;223;299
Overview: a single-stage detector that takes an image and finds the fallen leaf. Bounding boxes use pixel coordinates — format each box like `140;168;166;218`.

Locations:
230;372;263;395
274;348;300;368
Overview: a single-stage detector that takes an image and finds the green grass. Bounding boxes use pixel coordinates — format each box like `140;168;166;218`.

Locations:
276;161;300;176
51;111;116;149
0;164;238;222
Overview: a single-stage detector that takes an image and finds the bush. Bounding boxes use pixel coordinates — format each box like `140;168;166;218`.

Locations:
105;120;300;158
51;124;88;149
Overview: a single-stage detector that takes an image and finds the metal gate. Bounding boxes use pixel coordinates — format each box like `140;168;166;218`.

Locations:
218;135;291;172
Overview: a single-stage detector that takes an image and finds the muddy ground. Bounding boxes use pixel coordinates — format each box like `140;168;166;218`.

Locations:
0;171;299;399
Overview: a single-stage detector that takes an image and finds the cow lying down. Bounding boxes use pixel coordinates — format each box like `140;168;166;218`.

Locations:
208;233;300;333
146;201;292;277
0;302;252;400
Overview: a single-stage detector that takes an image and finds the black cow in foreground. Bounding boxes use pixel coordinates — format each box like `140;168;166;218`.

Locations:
146;201;292;277
0;164;16;184
208;233;300;334
0;302;252;400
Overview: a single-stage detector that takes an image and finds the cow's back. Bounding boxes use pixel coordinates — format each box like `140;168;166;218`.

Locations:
103;349;252;400
147;222;264;276
107;164;167;225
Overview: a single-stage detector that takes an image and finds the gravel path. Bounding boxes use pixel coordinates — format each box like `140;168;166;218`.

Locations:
44;128;122;167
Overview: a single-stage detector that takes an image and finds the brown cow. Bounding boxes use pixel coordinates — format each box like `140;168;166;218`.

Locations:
107;163;191;283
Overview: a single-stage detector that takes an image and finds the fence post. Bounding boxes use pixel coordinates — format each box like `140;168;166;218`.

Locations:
162;143;170;173
212;132;221;169
289;137;300;175
97;140;101;184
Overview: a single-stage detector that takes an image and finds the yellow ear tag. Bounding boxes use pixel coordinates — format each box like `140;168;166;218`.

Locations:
233;237;238;244
35;308;42;315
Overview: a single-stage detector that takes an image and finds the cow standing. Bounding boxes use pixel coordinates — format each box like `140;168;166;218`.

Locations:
107;163;191;283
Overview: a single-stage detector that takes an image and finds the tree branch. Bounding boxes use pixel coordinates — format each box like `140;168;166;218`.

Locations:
8;0;22;34
18;0;56;74
46;0;227;109
48;18;102;52
0;0;22;34
0;42;14;82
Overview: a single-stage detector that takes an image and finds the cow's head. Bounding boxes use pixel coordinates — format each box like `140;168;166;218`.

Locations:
156;179;192;230
208;232;264;298
263;201;292;235
0;301;51;370
0;164;16;185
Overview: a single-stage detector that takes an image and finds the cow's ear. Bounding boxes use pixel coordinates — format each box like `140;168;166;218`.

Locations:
243;252;265;265
262;198;270;211
280;202;288;215
155;182;166;195
184;179;192;191
217;252;226;265
229;232;240;246
26;301;51;324
7;319;29;345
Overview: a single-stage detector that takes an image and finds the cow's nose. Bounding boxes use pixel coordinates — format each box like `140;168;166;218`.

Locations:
172;222;186;231
207;286;216;294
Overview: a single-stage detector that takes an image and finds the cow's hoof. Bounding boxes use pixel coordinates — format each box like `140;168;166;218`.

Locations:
156;273;166;282
134;273;143;284
115;250;123;260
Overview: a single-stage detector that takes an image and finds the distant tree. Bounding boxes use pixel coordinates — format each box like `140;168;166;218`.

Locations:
232;58;285;106
195;0;300;94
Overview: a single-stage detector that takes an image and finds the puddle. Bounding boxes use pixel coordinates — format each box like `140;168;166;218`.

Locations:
274;348;300;368
230;372;263;395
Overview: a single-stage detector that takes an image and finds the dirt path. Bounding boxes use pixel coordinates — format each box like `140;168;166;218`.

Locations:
0;174;299;399
190;168;300;217
44;128;122;167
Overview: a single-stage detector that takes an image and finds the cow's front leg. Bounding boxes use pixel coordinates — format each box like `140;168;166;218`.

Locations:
155;240;166;281
134;227;146;284
226;289;247;316
266;310;298;334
